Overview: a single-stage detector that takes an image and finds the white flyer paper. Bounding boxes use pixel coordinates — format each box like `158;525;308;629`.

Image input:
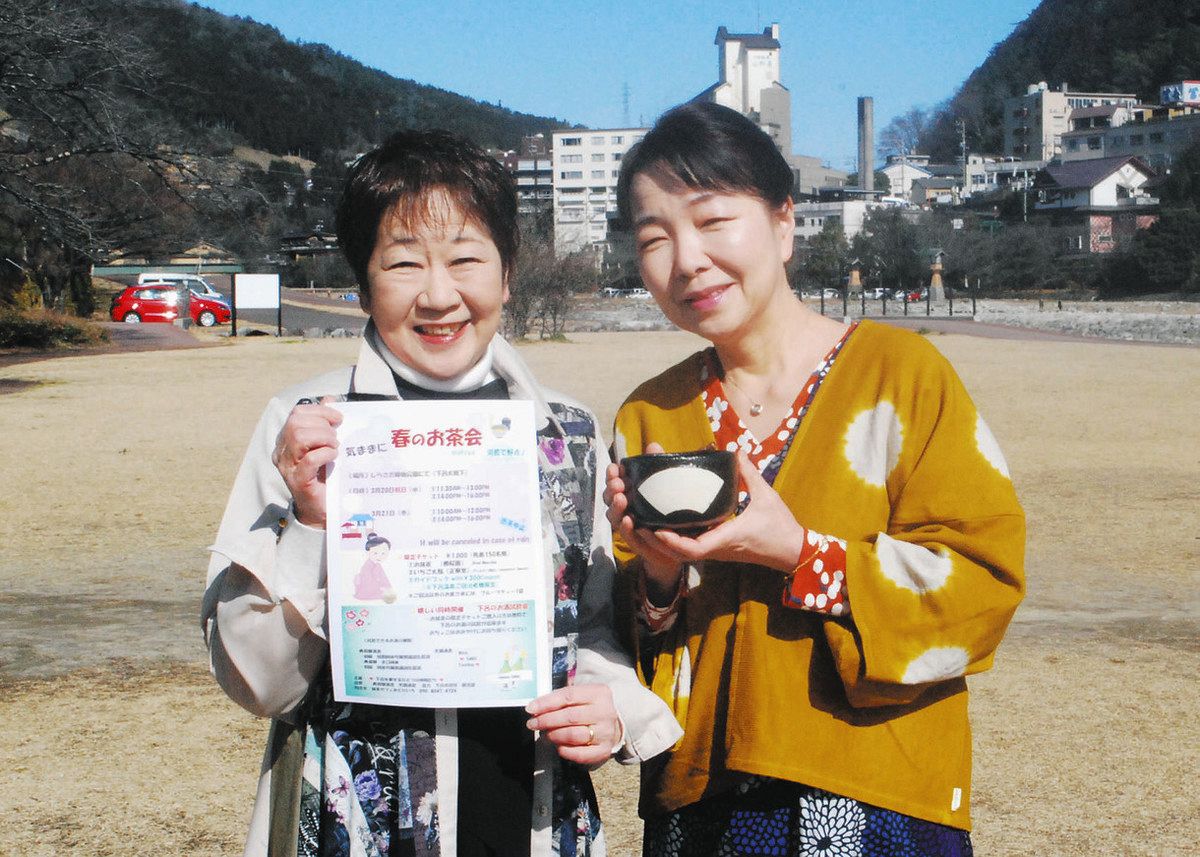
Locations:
326;399;548;707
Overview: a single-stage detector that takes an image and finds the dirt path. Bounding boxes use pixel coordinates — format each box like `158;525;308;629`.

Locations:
1;331;1197;855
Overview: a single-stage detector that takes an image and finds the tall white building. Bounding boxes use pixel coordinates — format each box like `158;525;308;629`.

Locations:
551;128;646;255
696;24;791;154
693;24;845;197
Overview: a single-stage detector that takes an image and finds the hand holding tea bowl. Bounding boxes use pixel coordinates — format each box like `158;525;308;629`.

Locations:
604;443;811;595
622;448;738;533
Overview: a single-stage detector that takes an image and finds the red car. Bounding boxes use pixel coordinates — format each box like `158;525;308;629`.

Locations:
109;285;232;327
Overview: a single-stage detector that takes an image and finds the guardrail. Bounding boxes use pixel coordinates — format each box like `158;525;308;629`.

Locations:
808;290;979;319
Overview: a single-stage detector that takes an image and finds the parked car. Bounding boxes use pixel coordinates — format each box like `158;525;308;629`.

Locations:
821;288;841;299
866;287;887;299
136;272;223;301
110;285;232;326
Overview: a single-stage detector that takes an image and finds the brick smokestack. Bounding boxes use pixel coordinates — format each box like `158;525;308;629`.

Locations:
858;96;874;192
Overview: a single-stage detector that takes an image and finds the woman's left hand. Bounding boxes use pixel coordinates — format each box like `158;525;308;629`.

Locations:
525;683;622;766
650;452;807;571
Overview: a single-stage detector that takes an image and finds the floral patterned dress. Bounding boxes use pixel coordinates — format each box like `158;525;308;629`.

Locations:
642;326;973;857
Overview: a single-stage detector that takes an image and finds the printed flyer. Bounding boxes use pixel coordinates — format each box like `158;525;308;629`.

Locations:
326;399;548;707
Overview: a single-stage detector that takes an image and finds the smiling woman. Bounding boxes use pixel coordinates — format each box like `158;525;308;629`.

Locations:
360;194;510;380
603;103;1026;857
202;128;680;857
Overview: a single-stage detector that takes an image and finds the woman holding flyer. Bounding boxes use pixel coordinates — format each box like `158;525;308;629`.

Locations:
203;129;680;857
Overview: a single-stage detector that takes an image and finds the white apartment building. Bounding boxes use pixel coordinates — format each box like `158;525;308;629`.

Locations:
793;200;874;240
551;128;646;255
1004;81;1139;161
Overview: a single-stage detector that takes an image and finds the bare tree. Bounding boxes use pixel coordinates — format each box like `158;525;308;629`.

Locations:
505;233;594;340
0;0;217;310
877;107;933;159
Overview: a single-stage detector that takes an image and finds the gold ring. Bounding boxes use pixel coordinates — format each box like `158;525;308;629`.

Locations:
586;725;595;746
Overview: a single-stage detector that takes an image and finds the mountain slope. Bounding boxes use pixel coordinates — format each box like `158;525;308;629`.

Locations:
102;0;570;160
919;0;1200;160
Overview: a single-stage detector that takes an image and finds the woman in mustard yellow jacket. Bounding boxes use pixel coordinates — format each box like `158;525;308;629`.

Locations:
603;102;1025;857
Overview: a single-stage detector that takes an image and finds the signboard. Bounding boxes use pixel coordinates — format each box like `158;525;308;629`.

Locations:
231;273;281;309
1160;81;1200;106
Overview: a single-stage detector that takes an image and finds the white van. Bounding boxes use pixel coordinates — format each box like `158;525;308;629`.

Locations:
136;272;222;300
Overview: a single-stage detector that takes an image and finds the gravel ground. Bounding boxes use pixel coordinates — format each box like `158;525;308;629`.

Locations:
565;296;1200;345
973;299;1200;345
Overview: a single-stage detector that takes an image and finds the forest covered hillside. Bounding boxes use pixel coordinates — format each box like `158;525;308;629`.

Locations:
100;0;570;161
918;0;1200;160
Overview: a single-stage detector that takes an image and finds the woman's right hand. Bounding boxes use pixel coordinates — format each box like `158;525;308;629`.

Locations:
271;401;343;527
604;442;685;595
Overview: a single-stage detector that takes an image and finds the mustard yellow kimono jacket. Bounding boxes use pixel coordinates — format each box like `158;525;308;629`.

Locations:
612;320;1025;829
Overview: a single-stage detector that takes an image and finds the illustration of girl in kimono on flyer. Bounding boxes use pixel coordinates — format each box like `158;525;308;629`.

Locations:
353;533;395;602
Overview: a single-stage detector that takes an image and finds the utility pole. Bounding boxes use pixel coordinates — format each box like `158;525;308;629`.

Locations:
956;118;968;199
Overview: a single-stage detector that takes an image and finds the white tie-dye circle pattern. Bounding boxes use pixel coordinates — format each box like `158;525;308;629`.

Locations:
974;414;1010;478
902;646;970;684
843;402;903;487
875;533;953;593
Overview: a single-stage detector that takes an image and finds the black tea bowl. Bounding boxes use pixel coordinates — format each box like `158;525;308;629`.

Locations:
621;449;737;533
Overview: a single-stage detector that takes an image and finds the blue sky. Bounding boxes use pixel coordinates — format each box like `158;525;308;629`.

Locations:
199;0;1042;169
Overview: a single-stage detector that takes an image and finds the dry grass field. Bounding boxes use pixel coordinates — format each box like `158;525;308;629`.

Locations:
0;328;1197;856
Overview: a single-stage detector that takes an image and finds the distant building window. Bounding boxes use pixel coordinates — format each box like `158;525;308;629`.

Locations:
591;153;605;162
561;137;581;146
560;170;583;179
590;186;606;193
1066;140;1080;151
1130;134;1144;145
1111;136;1125;148
591;170;605;178
1149;132;1164;143
612;152;623;161
633;135;645;143
611;135;624;144
612;170;620;178
561;154;582;164
1087;136;1102;150
591;135;604;144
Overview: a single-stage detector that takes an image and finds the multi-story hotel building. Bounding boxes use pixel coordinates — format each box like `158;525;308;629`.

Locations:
1004;81;1139;161
551;128;646;255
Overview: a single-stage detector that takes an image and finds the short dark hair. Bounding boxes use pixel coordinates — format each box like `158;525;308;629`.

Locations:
336;129;519;295
617;101;794;225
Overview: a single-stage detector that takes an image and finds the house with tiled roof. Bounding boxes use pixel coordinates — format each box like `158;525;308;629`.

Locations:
1033;156;1159;254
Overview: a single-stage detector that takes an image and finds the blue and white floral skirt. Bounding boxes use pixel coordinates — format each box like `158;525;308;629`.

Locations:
643;776;971;857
